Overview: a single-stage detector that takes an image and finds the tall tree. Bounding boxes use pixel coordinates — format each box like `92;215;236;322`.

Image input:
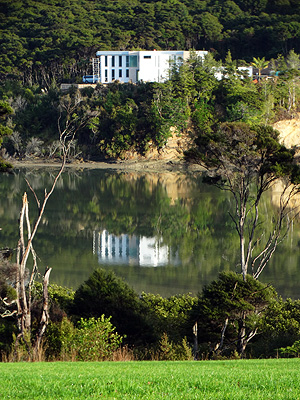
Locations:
285;49;300;111
187;122;300;281
0;101;13;171
193;271;276;356
251;56;269;79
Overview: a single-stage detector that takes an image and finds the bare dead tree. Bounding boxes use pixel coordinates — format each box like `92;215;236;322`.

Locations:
1;92;95;360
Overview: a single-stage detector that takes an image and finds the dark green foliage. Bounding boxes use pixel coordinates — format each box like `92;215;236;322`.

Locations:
3;48;300;161
187;122;299;181
141;292;197;343
252;298;300;357
192;271;276;356
0;101;13;141
0;319;16;359
279;339;300;357
13;87;60;144
45;317;75;360
71;268;156;346
0;100;13;171
32;282;74;321
0;257;17;358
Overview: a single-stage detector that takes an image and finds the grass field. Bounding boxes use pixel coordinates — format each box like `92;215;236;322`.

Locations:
0;359;300;399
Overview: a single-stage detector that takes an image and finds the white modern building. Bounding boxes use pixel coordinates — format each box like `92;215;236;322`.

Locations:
83;50;208;84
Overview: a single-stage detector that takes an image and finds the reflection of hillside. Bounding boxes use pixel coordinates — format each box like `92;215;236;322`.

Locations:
122;172;196;205
93;230;179;267
271;180;300;217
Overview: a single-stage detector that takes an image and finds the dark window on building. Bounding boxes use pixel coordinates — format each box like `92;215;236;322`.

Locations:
126;56;129;68
126;69;129;78
105;69;108;82
112;56;115;67
144;55;151;59
119;56;122;67
112;69;115;80
129;55;137;67
105;56;107;67
119;69;122;78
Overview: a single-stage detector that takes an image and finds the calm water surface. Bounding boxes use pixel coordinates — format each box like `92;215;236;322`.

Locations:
1;167;300;298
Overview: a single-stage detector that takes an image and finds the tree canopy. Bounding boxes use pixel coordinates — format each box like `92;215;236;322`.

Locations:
192;271;276;356
71;268;156;346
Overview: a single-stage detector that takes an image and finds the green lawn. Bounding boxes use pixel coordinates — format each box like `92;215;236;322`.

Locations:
0;359;299;399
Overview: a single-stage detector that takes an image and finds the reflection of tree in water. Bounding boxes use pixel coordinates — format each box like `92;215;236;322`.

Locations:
1;168;300;297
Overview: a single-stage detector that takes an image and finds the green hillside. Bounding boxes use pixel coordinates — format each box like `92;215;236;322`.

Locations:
1;0;300;85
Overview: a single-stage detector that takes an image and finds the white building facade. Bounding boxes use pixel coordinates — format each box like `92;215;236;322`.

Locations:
83;50;208;84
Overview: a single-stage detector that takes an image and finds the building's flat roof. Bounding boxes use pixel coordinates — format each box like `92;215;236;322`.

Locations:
95;50;207;56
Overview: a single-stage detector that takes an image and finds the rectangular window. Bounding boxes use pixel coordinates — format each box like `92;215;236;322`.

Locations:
112;56;115;67
119;56;122;67
126;69;129;78
112;69;115;80
105;69;108;82
126;56;129;68
144;55;151;59
119;69;122;78
105;56;108;67
129;55;138;67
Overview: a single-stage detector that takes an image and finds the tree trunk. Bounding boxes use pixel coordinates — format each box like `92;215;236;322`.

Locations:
34;267;52;361
237;312;257;356
237;314;247;356
192;321;198;359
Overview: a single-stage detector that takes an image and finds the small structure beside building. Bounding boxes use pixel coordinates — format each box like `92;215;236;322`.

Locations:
83;50;208;84
213;66;253;80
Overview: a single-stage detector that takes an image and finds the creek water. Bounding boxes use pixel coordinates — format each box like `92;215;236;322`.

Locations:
1;166;300;298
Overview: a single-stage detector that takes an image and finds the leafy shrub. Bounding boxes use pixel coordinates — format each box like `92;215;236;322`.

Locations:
45;316;122;361
251;298;300;357
45;317;75;360
74;316;123;361
279;340;300;357
156;333;193;361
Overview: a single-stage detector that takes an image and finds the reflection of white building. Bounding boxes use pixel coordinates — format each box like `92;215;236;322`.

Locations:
93;230;176;267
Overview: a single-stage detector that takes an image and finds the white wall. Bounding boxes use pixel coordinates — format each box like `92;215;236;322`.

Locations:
94;50;208;84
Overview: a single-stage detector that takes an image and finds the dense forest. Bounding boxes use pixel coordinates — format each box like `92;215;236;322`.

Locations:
1;0;300;86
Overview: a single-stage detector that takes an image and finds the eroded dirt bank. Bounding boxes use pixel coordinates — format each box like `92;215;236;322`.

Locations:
274;113;300;150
